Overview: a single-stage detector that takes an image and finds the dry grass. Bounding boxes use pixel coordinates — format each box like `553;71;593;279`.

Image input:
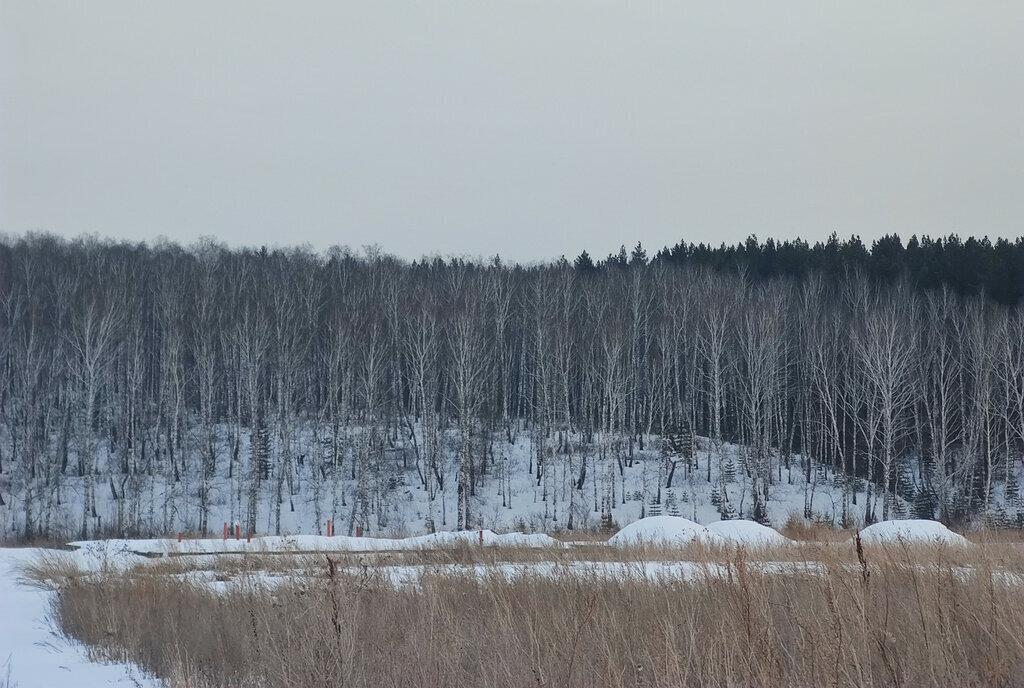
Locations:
124;535;1004;577
0;656;15;688
15;549;106;589
31;538;1024;688
549;528;615;543
961;529;1024;547
129;541;742;575
780;515;858;542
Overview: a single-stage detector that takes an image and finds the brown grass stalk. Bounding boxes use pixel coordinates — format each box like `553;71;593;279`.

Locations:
32;541;1024;688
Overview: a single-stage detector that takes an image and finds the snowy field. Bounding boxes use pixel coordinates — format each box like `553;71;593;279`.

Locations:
0;516;998;687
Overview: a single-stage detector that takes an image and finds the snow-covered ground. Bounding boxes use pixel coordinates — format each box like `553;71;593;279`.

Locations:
67;529;563;557
0;428;895;543
63;517;975;560
0;517;993;684
0;548;158;688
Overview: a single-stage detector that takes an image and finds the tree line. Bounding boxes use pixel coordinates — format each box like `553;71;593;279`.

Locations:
1;232;1022;539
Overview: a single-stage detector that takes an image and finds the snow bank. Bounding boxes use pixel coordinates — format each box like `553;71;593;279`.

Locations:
67;530;563;557
706;520;792;547
858;520;970;546
608;516;725;547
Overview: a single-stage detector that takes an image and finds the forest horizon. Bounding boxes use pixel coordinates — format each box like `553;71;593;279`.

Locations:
1;230;1023;540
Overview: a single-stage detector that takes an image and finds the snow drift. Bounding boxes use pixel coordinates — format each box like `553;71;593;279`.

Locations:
706;520;792;547
858;520;970;546
608;516;724;547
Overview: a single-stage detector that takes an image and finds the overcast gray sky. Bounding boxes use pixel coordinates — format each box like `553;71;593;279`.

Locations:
1;2;1021;262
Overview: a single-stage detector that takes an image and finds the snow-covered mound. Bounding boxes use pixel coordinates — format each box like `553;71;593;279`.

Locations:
706;520;792;548
67;530;563;557
608;516;725;547
858;520;970;546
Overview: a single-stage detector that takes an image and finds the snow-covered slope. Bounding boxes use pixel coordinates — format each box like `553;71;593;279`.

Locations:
0;427;907;542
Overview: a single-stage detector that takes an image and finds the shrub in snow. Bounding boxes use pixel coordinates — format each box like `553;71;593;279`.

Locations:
857;519;970;546
608;516;724;547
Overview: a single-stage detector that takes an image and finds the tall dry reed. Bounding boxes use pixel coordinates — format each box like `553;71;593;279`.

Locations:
43;541;1024;687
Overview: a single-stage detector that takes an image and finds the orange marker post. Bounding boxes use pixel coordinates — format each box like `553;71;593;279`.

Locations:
327;519;332;537
223;523;228;540
178;532;183;543
479;530;484;546
247;532;252;544
236;524;241;541
356;525;362;538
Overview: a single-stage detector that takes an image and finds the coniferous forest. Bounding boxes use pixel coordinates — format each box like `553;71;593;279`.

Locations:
2;232;1024;540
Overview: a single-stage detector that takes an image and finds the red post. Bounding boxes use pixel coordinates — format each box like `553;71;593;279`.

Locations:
356;525;362;538
479;530;484;546
236;524;241;541
178;532;183;543
327;519;332;537
224;522;228;540
247;532;252;544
